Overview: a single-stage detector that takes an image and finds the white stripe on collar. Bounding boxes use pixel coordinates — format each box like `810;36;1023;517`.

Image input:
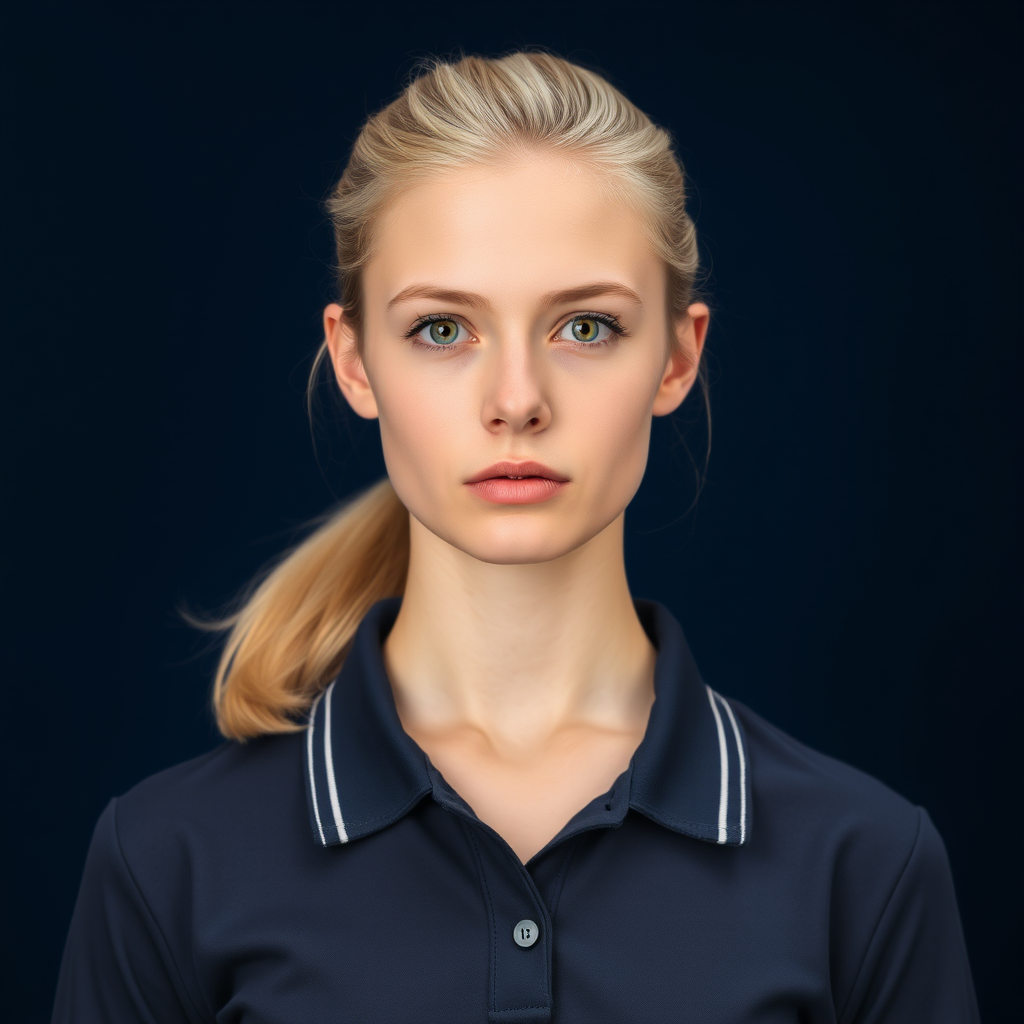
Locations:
322;681;349;844
705;685;749;845
306;691;326;846
717;692;748;845
706;685;731;844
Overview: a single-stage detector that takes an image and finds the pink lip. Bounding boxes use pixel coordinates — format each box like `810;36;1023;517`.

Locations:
464;460;570;505
466;477;567;505
465;460;569;484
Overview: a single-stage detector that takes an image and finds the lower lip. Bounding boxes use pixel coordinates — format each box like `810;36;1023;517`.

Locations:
466;477;567;504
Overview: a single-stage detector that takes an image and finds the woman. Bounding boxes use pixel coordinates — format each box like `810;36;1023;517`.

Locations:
53;51;979;1023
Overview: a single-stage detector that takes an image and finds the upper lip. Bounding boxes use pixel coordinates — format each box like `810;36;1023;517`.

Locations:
466;460;569;483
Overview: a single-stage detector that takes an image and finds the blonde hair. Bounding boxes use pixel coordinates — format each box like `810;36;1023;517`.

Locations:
204;49;710;740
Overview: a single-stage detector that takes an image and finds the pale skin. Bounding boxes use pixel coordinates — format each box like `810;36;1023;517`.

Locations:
325;150;709;864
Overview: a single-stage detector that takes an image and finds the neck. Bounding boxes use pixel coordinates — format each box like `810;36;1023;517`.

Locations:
382;512;657;759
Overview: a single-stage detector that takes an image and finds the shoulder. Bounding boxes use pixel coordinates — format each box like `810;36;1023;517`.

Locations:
725;696;945;934
117;731;305;821
729;696;925;855
724;699;978;1018
726;698;960;956
109;731;311;888
59;733;312;1021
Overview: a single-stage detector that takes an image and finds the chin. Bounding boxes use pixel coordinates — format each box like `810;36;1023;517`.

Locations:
418;515;587;565
473;517;609;564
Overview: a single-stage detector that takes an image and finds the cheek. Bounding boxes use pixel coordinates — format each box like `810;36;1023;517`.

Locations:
372;370;461;502
563;363;658;490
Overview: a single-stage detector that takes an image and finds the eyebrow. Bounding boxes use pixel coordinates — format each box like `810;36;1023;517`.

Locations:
386;281;644;312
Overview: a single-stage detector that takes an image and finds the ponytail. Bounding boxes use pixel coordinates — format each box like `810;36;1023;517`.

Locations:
200;477;409;740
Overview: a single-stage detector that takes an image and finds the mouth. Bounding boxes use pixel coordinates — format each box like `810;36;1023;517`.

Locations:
465;460;570;484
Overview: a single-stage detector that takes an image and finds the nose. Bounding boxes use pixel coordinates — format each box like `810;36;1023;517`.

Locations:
479;337;552;435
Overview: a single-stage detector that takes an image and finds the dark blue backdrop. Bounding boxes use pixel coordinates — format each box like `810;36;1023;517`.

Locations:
5;3;1020;1020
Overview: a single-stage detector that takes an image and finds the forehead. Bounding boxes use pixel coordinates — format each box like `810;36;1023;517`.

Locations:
365;152;663;307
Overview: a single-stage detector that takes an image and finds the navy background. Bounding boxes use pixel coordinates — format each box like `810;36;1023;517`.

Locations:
4;2;1019;1020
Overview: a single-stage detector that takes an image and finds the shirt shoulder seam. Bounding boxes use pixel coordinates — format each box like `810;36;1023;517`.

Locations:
835;803;925;1024
110;796;213;1023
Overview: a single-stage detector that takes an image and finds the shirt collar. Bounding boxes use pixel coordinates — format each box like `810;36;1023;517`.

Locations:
304;595;750;849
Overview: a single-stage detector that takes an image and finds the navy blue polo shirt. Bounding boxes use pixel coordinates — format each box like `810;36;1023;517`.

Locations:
53;596;980;1022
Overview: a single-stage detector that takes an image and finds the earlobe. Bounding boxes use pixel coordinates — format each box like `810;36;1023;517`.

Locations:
651;349;695;417
323;303;380;420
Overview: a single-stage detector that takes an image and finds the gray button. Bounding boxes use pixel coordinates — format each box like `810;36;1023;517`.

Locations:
513;919;539;948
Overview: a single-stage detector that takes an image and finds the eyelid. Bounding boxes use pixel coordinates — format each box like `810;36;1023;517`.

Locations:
403;312;472;340
553;310;629;338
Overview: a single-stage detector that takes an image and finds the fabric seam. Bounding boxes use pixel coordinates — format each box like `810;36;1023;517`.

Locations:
835;804;925;1024
463;818;499;1014
110;797;213;1023
628;799;743;840
548;838;580;922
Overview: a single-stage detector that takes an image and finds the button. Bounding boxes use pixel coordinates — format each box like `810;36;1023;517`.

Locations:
513;919;539;948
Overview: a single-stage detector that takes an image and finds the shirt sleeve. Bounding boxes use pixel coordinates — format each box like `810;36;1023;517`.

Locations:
51;797;207;1024
839;806;980;1024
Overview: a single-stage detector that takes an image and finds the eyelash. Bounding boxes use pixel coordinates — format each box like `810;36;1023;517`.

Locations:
403;311;630;352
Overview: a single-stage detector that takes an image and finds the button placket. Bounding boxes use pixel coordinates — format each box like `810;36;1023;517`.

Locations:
426;755;634;1024
423;790;548;1024
467;825;551;1022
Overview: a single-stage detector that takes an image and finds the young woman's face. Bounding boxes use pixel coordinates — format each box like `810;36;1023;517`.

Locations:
325;151;709;564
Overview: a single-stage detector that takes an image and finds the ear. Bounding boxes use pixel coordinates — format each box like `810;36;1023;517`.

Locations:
323;303;379;420
651;302;710;417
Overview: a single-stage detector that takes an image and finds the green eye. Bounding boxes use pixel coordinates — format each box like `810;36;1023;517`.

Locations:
428;320;460;344
555;315;618;346
571;318;601;342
